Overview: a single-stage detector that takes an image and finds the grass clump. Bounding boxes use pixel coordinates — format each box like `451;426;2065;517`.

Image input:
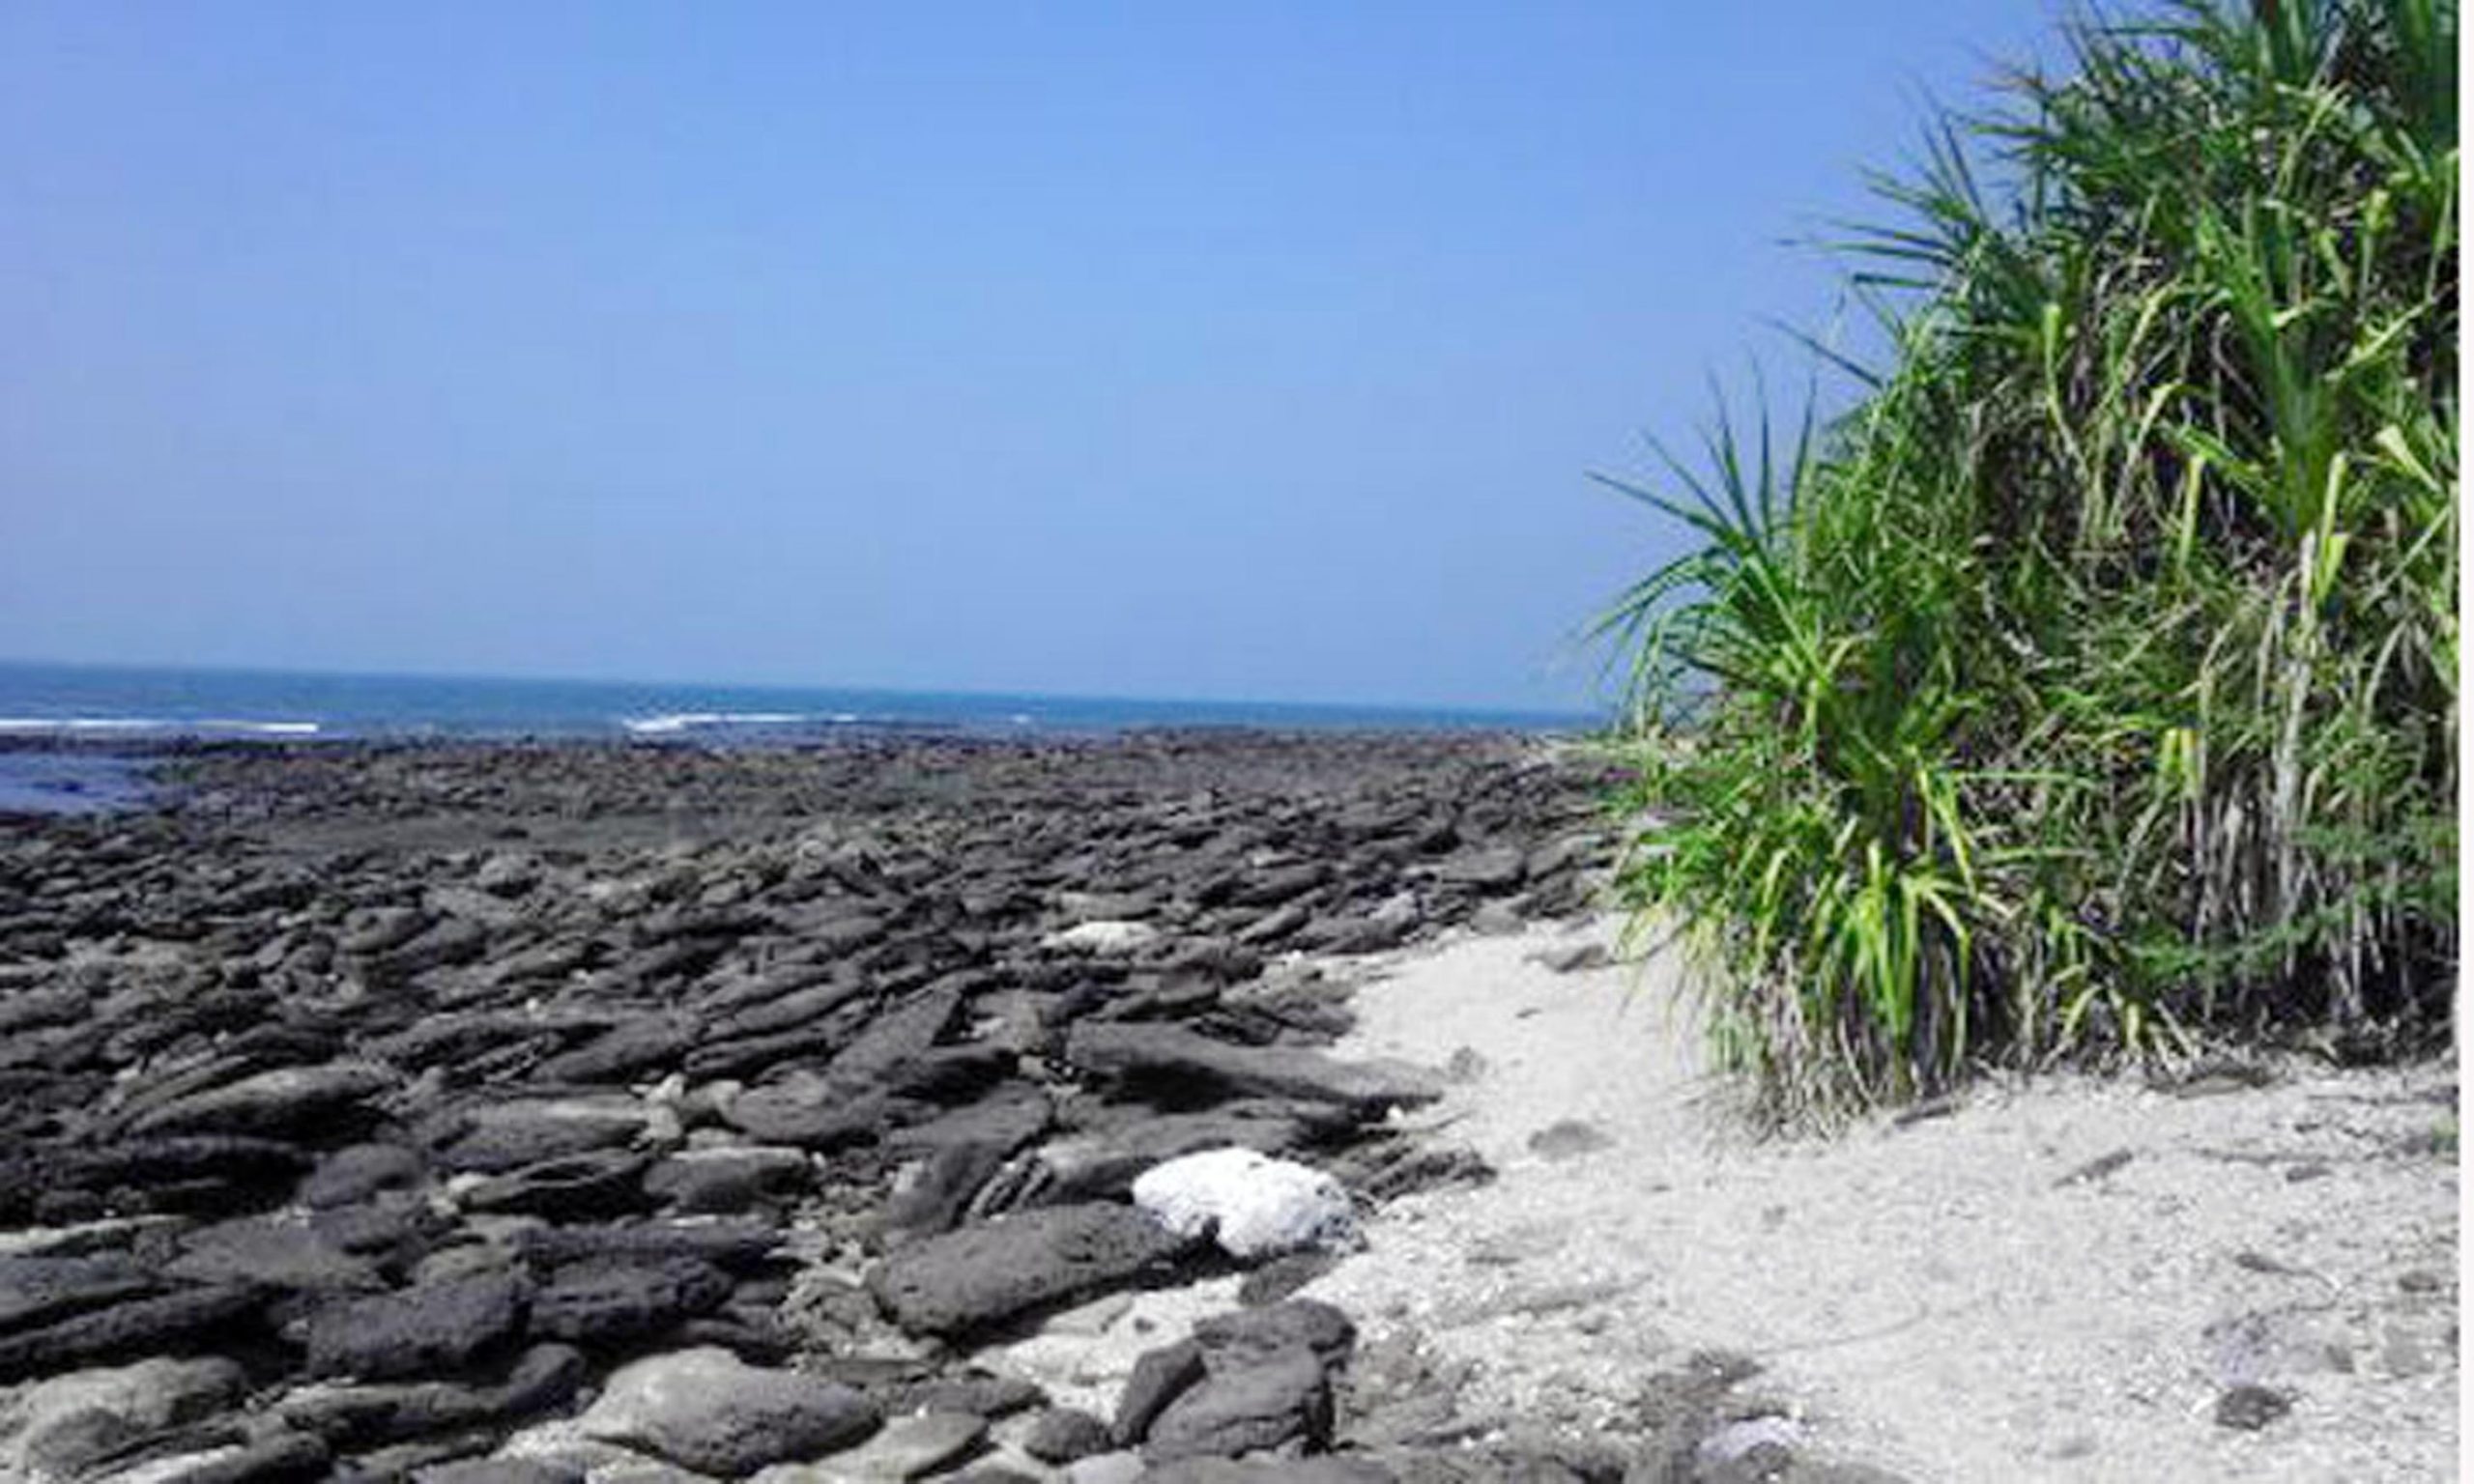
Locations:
1601;0;2457;1127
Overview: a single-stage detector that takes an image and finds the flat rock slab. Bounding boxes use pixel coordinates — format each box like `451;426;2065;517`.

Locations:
529;1256;731;1345
164;1213;384;1293
1063;1024;1440;1119
748;1410;988;1481
0;1355;246;1484
273;1341;585;1446
301;1270;528;1381
1141;1343;1332;1462
0;1253;158;1330
578;1346;880;1476
868;1204;1195;1338
129;1062;393;1140
0;1283;264;1382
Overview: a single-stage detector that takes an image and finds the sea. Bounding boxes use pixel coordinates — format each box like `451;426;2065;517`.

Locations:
0;660;1599;814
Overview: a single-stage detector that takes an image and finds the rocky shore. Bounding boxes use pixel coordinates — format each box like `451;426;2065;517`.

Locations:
0;731;1777;1483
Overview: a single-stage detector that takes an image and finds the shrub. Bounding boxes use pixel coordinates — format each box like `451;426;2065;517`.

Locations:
1602;0;2457;1126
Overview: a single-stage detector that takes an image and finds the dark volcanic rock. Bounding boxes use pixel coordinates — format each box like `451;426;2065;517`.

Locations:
577;1346;880;1475
0;1283;266;1381
534;1016;694;1084
431;1102;646;1176
642;1145;812;1214
1112;1337;1207;1445
0;732;1601;1476
1194;1298;1357;1368
826;983;964;1088
1063;1022;1442;1117
721;1083;895;1151
300;1270;529;1381
505;1220;785;1274
1023;1406;1113;1464
166;1214;385;1294
301;1143;427;1209
129;1063;393;1141
0;1253;158;1332
276;1342;586;1446
458;1150;650;1219
412;1462;585;1484
1143;1343;1332;1461
868;1204;1195;1337
527;1256;731;1345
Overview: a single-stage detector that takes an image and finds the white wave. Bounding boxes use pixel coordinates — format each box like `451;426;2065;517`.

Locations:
621;711;813;736
0;716;319;737
197;719;321;736
0;717;169;732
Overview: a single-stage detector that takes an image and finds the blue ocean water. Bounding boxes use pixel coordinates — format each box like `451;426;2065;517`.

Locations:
0;660;1598;745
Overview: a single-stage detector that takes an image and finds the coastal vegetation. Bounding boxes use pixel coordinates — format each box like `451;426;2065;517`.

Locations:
1603;0;2458;1124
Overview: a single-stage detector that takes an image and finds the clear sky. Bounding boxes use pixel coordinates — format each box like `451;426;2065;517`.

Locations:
0;2;2060;713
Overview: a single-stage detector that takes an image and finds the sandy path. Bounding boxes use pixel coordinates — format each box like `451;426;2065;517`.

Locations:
1301;920;2460;1482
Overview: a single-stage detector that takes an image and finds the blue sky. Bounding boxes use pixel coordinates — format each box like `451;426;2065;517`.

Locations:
0;2;2060;713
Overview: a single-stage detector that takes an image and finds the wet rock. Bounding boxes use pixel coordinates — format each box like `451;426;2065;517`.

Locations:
868;1203;1195;1338
576;1347;880;1476
300;1270;529;1381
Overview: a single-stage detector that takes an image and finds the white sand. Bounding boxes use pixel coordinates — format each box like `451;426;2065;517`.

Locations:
1300;920;2460;1482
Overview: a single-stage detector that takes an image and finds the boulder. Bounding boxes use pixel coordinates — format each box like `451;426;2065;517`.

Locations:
576;1347;879;1476
1131;1149;1356;1261
868;1205;1194;1337
1142;1344;1330;1462
0;1356;246;1483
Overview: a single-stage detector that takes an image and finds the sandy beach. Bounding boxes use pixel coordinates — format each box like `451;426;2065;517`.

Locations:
1307;922;2460;1482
